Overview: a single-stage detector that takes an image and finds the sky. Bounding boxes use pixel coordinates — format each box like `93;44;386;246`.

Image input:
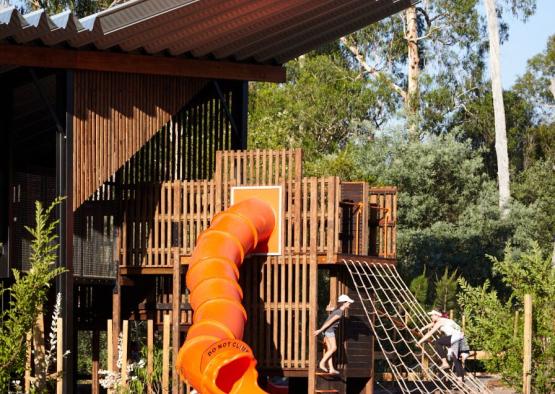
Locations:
500;0;555;89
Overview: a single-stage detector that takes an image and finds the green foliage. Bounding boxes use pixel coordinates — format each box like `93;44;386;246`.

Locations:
8;0;115;17
458;279;522;386
513;35;555;123
433;268;458;312
375;133;488;229
513;159;555;249
458;244;555;392
347;0;487;131
249;54;380;161
451;89;537;173
77;331;93;377
398;182;548;285
128;340;164;394
0;198;66;391
409;267;429;306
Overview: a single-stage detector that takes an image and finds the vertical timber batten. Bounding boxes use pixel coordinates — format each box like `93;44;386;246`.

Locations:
56;70;75;394
72;71;208;210
0;76;11;278
308;178;318;393
231;80;248;150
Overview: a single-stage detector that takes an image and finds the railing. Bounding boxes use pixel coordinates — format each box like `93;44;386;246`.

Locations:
117;180;397;267
118;177;341;267
369;187;397;258
339;183;397;258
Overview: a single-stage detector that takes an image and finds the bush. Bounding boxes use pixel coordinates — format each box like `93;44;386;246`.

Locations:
458;243;555;393
0;198;66;391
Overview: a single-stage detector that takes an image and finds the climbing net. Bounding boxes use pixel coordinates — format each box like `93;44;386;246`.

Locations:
344;260;491;394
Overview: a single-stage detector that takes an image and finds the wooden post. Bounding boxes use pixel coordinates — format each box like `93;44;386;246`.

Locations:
92;328;100;394
307;178;318;394
112;279;121;371
328;272;337;312
147;319;154;394
365;304;376;394
523;295;532;394
449;309;454;319
57;317;64;394
462;314;466;332
172;182;182;393
163;313;171;393
33;312;46;390
107;319;114;394
24;330;32;393
121;320;129;388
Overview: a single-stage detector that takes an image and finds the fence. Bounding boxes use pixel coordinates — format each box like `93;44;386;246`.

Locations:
118;176;341;268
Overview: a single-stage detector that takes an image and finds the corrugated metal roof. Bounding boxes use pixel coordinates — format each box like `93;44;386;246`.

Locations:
0;0;414;65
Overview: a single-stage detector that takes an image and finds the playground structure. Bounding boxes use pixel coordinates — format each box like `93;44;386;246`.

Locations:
120;147;400;393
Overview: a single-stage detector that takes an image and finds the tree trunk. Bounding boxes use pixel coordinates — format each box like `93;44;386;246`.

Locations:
484;0;511;218
406;6;420;140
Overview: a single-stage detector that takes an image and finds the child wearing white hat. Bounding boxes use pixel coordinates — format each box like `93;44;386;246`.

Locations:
417;309;466;383
313;294;355;374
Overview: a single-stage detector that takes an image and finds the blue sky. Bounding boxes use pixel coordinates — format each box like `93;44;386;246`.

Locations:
501;0;555;88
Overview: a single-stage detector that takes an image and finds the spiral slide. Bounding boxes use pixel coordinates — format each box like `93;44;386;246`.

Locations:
176;198;275;394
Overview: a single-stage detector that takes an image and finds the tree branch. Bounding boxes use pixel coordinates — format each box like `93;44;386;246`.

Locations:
340;36;407;101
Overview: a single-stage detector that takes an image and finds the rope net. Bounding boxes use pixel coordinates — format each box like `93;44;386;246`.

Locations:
343;260;491;394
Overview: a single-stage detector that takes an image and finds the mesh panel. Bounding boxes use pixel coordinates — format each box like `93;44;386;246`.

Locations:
12;171;56;271
73;203;117;279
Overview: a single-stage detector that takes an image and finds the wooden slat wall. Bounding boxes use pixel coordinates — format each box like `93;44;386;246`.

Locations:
214;148;303;188
153;276;193;328
72;71;208;210
241;178;327;370
119;176;340;268
339;183;398;258
120;180;218;267
368;187;397;258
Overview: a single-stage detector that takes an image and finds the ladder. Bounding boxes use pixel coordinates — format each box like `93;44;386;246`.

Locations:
343;259;491;394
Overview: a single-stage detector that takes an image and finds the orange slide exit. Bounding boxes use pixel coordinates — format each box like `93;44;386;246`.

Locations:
176;198;275;394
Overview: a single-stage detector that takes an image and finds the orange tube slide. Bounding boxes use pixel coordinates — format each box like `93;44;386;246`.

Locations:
176;198;275;394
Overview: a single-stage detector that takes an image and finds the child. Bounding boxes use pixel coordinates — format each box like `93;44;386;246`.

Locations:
417;309;466;382
313;294;354;374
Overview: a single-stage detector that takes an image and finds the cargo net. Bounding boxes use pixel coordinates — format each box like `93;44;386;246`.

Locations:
343;260;491;394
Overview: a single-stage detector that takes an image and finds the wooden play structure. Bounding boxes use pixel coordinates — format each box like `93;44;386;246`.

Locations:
103;147;400;393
